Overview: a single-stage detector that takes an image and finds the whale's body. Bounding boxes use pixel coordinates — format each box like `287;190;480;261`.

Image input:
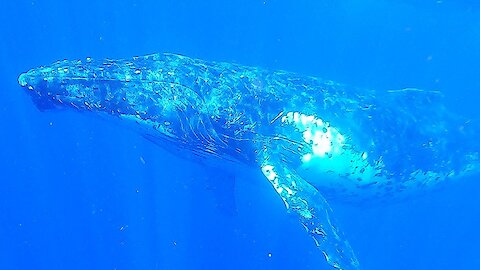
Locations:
18;53;480;270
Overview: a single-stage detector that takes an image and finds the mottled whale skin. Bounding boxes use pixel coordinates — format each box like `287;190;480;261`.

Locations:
18;53;479;270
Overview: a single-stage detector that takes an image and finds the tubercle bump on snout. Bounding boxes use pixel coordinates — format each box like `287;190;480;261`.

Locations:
18;73;28;87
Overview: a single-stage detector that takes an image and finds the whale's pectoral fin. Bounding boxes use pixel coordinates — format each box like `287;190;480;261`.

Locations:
258;153;360;270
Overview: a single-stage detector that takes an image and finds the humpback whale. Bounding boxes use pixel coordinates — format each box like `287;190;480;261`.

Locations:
18;53;479;270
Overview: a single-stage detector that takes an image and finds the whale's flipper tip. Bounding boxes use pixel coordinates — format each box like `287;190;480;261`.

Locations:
258;150;360;270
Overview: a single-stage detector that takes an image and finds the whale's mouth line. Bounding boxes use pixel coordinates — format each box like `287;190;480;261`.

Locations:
18;73;67;111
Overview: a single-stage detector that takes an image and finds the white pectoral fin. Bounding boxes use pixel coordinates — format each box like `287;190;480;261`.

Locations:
260;160;360;270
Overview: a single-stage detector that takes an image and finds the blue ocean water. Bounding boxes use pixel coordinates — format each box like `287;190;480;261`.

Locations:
1;0;479;269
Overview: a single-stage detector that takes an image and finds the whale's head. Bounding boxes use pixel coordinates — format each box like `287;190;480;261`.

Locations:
18;58;132;112
18;64;71;111
18;57;168;113
18;55;212;145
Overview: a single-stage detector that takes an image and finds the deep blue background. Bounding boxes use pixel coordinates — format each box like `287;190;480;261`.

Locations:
1;0;479;269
